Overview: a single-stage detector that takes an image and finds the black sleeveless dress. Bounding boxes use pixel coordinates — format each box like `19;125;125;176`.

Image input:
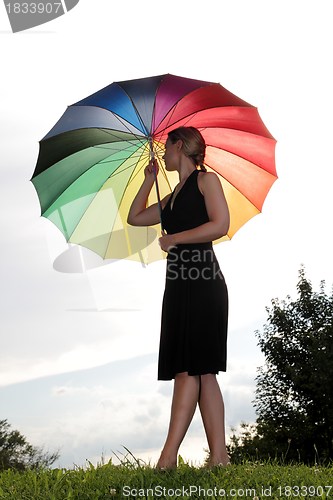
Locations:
158;169;228;380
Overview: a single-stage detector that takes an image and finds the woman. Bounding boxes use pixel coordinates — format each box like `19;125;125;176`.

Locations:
127;126;230;469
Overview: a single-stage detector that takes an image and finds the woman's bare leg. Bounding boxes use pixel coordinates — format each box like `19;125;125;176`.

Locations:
156;372;200;469
198;374;230;466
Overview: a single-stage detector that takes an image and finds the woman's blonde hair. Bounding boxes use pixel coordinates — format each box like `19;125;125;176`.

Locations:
168;126;207;171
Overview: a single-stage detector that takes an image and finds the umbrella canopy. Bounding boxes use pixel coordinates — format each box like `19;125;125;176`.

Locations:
31;74;277;264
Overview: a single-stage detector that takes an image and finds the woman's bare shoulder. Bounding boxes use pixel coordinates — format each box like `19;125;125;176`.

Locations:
197;171;221;194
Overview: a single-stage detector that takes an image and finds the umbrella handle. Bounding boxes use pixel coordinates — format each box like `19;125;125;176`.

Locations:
149;137;164;230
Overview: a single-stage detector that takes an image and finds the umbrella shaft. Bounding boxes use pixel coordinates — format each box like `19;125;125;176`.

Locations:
149;136;163;230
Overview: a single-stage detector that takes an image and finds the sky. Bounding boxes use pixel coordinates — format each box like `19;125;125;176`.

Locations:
1;0;333;468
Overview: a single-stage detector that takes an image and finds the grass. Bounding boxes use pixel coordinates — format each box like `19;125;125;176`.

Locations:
0;452;332;499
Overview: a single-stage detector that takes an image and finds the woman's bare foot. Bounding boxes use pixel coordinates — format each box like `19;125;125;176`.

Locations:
207;454;231;468
156;452;177;470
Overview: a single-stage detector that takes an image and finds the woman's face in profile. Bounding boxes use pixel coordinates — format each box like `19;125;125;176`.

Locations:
163;138;179;171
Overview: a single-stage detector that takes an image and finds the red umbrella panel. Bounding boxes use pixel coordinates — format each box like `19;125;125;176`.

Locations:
31;74;277;264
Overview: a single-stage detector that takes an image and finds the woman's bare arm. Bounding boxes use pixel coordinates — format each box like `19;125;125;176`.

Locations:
127;161;170;227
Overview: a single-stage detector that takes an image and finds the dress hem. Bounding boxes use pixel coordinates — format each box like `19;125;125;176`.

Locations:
158;367;226;381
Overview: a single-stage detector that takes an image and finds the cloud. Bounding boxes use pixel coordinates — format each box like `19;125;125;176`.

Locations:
0;357;169;466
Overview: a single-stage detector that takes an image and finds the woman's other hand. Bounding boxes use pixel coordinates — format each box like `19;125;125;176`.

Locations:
158;230;177;252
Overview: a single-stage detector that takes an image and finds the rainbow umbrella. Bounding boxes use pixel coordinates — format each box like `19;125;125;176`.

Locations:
31;74;277;264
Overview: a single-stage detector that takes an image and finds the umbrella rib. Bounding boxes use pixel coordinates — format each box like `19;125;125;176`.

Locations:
95;145;147;163
95;107;149;148
156;158;173;192
114;85;149;137
150;74;167;136
153;111;200;150
91;125;147;151
103;144;152;258
94;142;143;155
199;120;276;140
153;81;216;137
